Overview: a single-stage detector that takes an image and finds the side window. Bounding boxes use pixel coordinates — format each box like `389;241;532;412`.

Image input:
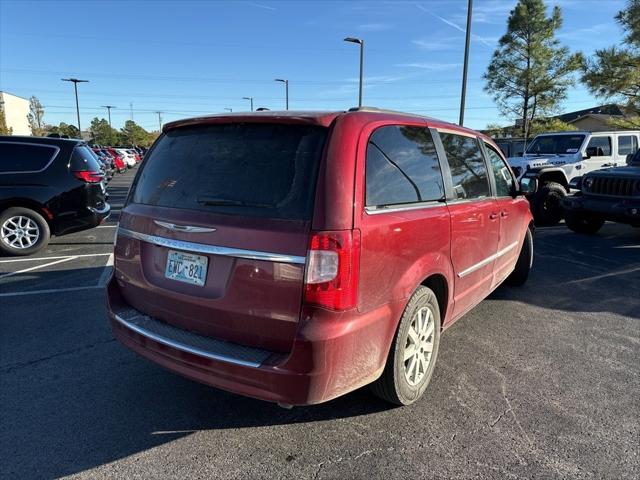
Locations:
484;143;513;197
439;133;490;200
0;143;58;173
618;135;639;156
365;125;444;207
586;136;612;156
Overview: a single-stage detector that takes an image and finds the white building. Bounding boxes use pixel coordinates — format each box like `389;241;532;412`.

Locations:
0;91;30;136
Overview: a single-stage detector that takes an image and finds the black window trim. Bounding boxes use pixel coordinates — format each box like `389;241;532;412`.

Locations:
363;124;448;214
0;141;61;175
435;129;493;204
481;140;516;198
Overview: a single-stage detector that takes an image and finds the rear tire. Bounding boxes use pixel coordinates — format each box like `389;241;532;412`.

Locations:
505;227;533;286
371;286;441;406
531;181;567;226
0;207;50;256
565;211;605;234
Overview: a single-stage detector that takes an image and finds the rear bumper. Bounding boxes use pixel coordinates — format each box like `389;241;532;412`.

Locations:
107;277;401;405
562;195;640;224
53;203;111;236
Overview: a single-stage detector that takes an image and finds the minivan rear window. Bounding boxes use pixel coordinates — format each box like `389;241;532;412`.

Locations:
71;145;103;172
130;123;327;220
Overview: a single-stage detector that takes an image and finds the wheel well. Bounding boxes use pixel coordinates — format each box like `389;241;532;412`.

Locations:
0;200;52;227
421;274;448;327
539;170;569;189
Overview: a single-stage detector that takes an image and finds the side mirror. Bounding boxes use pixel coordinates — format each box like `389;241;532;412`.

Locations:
627;153;634;165
585;146;598;158
519;176;538;195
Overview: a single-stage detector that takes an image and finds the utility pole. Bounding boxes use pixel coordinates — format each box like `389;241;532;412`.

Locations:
242;97;254;112
344;37;364;107
61;78;89;135
275;79;289;110
130;102;134;121
101;105;116;128
156;111;163;131
459;0;473;126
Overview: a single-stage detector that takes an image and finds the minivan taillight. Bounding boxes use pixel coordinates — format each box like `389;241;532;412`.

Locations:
304;230;360;311
73;170;103;183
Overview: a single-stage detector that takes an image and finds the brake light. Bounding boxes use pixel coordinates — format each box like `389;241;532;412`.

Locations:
73;170;103;183
304;230;360;310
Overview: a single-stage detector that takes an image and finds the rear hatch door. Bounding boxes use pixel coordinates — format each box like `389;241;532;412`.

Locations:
115;122;328;352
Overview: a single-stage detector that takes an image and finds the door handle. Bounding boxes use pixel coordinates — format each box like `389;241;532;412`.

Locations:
501;210;509;218
489;212;499;220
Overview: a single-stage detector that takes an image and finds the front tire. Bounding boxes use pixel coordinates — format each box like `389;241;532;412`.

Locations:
531;181;567;226
371;286;441;405
0;207;50;256
505;227;533;286
565;211;604;234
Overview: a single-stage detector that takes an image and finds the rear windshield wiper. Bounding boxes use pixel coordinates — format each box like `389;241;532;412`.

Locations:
196;196;273;208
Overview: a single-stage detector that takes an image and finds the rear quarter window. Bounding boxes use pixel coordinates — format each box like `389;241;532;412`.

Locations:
130;123;327;221
0;142;59;173
365;125;445;207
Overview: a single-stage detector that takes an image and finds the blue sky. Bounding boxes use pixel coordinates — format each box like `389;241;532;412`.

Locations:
0;0;628;131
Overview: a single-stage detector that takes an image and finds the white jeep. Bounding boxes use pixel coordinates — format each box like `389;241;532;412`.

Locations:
508;130;640;225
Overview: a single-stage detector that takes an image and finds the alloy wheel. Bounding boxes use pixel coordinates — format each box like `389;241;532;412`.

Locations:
1;215;40;250
403;306;435;386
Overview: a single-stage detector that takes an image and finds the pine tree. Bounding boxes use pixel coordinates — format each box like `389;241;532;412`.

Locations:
484;0;582;137
581;0;640;114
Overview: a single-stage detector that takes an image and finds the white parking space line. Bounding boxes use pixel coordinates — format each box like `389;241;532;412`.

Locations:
0;285;103;298
97;254;114;287
0;253;113;264
96;225;118;229
0;256;77;280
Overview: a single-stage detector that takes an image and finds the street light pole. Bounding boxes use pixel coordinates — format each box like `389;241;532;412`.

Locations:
61;78;89;136
459;0;473;126
101;105;116;128
156;111;163;131
242;97;254;111
344;37;364;107
275;79;289;110
224;108;233;113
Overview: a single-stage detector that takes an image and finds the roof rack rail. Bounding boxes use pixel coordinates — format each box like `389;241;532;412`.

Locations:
347;106;434;119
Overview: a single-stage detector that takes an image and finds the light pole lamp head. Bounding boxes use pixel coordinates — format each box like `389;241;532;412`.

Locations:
344;37;363;45
242;96;253;101
275;78;287;83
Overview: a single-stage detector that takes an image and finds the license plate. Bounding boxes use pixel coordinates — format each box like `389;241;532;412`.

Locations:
165;250;208;287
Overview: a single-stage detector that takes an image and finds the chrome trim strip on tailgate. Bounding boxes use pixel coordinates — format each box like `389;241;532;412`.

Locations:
114;312;270;368
118;228;306;264
457;241;519;278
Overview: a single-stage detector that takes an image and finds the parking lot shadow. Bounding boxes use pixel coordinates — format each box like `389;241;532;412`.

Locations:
0;269;394;479
489;223;640;320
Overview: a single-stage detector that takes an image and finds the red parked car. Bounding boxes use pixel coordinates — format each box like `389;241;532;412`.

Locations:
107;109;535;406
104;147;127;173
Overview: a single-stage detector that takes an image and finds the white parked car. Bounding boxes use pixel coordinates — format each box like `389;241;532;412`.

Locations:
508;130;640;225
116;148;137;168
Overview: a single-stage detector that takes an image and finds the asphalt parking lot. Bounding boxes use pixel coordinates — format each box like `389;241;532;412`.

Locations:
1;168;638;479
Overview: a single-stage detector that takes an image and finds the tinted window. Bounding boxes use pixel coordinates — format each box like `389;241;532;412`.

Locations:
618;135;638;156
526;134;586;155
131;123;327;220
586;136;612;156
484;143;513;197
440;133;490;200
0;142;58;173
365;126;444;207
71;146;103;172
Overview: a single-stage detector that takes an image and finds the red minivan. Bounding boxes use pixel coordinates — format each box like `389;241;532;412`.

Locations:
107;109;535;406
